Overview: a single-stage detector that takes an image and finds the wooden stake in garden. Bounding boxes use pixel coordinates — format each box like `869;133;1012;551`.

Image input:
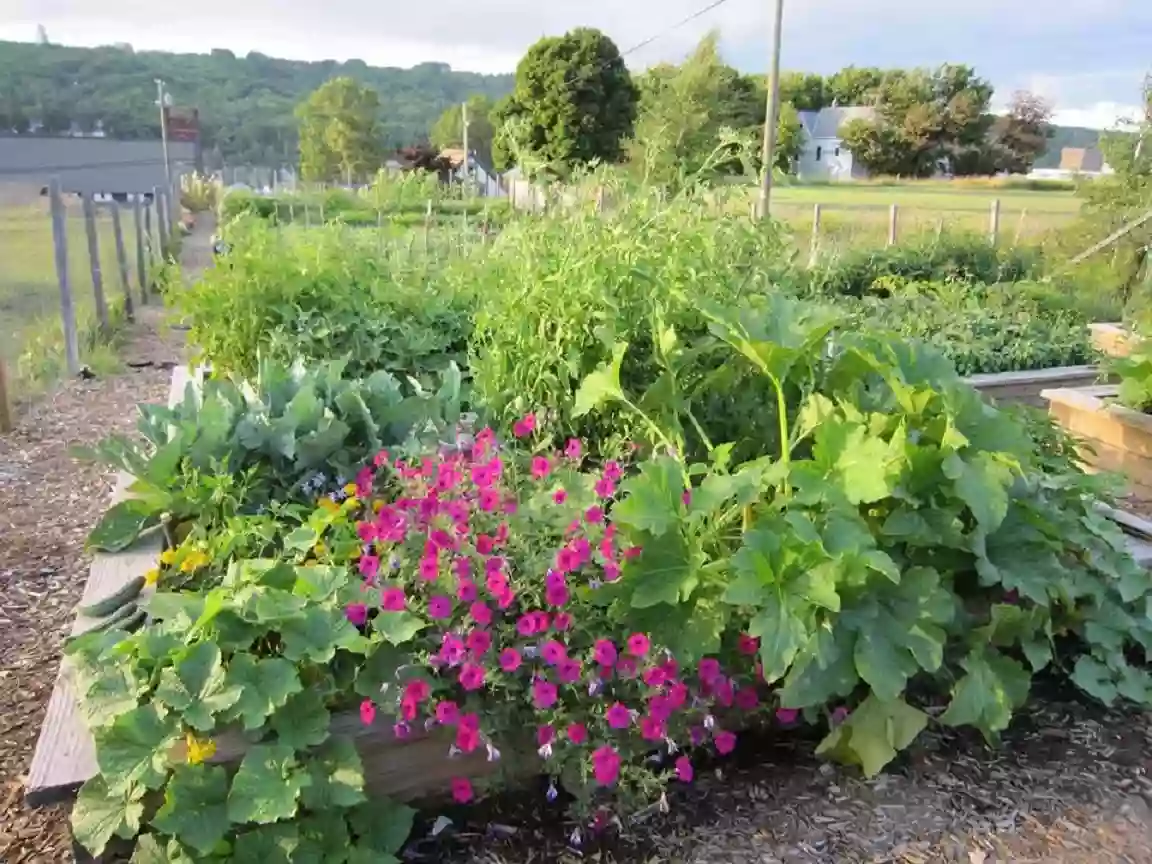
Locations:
809;203;822;268
887;204;899;247
0;356;12;434
424;200;432;253
48;178;81;377
81;195;110;336
154;187;170;260
133;195;148;303
989;198;1001;246
109;201;135;322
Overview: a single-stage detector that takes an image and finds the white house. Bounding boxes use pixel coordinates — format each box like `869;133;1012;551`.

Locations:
796;106;875;181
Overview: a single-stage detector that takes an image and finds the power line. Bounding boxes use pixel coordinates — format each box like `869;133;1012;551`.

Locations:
620;0;740;60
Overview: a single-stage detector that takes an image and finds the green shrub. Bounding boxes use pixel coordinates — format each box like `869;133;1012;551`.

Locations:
465;187;793;458
175;217;474;381
807;234;1044;297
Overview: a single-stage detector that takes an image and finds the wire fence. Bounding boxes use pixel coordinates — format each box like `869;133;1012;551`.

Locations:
0;179;174;416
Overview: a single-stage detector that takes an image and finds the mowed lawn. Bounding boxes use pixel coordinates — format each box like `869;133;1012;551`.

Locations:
758;182;1082;252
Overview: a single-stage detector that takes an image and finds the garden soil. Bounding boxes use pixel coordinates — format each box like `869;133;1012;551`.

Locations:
2;218;1152;862
0;216;213;863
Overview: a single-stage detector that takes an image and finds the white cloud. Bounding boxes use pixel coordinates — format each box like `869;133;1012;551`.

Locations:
1051;103;1144;130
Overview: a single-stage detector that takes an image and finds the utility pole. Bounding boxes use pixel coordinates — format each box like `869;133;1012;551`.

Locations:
755;0;786;222
461;101;470;194
155;79;172;191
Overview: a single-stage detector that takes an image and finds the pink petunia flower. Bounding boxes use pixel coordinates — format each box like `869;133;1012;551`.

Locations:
345;603;368;626
381;588;406;612
642;667;667;689
470;602;493;626
776;708;800;725
531;456;552;480
714;729;737;755
567;722;588;744
675;755;694;783
631;631;649;658
594;476;616;498
419;557;439;582
593;639;618;666
476;534;495;555
466;630;492;656
831;706;850;726
404;680;431;703
499;648;522;672
552;488;568;505
553;612;574;631
565;438;583;460
737;633;760;656
623;546;642;560
451;777;474;803
735;687;759;711
639;714;665;741
698;658;722;683
359;554;380;579
605;702;631;729
591;746;620;786
585;505;605;524
428;596;452;619
542;640;567;666
457;580;478;603
603;562;621;582
436;701;460;725
557;658;582;684
459;663;486;691
536;724;555;747
360;699;376;726
532;679;558;709
545;585;570;607
512;413;536;438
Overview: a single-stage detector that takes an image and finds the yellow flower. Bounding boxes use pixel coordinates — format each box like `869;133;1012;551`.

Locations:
144;568;160;587
343;496;360;510
185;731;216;765
160;549;176;566
318;497;339;513
180;550;210;573
372;500;384;513
313;542;328;557
343;483;358;496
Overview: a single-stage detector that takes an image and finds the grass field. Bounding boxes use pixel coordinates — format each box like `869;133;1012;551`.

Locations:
0;190;150;396
753;182;1082;256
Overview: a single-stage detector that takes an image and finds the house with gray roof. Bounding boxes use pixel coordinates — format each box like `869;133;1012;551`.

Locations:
796;106;875;181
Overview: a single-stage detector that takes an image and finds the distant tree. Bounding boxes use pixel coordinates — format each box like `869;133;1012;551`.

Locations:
430;95;495;165
777;71;827;111
825;66;885;105
986;91;1054;174
837;64;994;177
295;77;384;183
492;28;638;175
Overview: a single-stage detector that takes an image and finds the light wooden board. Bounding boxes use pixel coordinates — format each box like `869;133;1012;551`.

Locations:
1089;322;1139;359
24;366;191;806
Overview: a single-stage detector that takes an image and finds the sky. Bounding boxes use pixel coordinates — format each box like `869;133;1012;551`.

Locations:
2;0;1149;129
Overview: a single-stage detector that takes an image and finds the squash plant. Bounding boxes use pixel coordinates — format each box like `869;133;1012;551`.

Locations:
574;293;1152;773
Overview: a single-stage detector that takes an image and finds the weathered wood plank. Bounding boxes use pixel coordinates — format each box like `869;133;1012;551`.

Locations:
24;366;192;806
966;365;1103;407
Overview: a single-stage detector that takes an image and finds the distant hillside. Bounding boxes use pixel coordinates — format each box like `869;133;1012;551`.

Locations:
0;40;514;166
1035;125;1101;169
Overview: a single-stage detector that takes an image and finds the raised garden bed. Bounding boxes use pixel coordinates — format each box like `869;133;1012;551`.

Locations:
23;365;517;858
1089;322;1139;359
1042;383;1152;498
965;365;1103;407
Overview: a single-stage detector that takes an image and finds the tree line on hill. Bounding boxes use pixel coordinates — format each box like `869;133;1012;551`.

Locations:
0;33;1104;179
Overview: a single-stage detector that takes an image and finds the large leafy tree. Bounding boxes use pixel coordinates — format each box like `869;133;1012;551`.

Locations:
296;77;384;183
491;28;638;174
627;33;802;188
837;65;994;177
430;94;495;166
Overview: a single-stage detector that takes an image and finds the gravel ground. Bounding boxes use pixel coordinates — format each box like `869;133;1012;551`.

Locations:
0;220;212;863
3;222;1152;862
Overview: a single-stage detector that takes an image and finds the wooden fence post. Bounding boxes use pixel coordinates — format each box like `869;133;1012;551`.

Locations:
154;187;170;259
0;356;12;433
133;195;148;303
989;198;1001;246
109;201;134;322
809;203;822;267
424;200;432;253
1013;208;1029;247
887;204;899;247
81;195;110;335
48;178;81;377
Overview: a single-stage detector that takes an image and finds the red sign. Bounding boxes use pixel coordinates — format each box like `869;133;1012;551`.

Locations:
164;107;200;143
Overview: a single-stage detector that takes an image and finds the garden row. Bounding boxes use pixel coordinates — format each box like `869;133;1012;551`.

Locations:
49;186;1152;862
